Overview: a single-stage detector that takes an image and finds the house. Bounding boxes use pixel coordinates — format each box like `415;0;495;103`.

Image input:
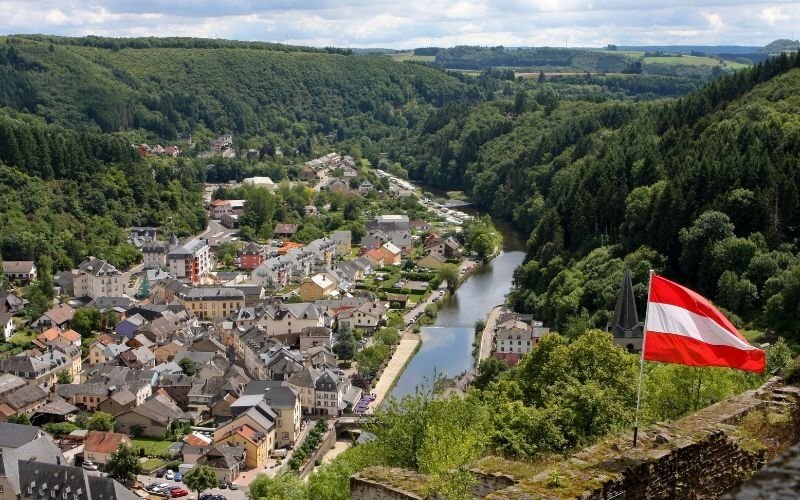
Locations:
417;253;447;270
306;238;336;270
1;313;12;340
251;256;291;291
97;389;139;416
365;249;385;269
211;135;233;152
0;374;25;400
331;230;352;257
196;443;245;483
56;383;111;411
214;400;277;468
2;261;37;283
0;422;47;452
154;341;188;364
327;178;350;193
168;239;213;284
5;444;137;499
0;384;49;419
182;432;213;464
0;350;73;388
88;339;130;366
425;236;461;260
239;242;264;270
115;394;189;438
494;319;548;355
243;176;276;191
33;327;81;349
286;366;319;414
274;223;299;239
120;346;156;369
242;380;302;448
366;214;409;233
314;369;361;417
116;314;146;338
141;239;172;270
73;257;124;299
83;431;132;465
380;242;402;266
32;303;75;330
0;291;25;314
337;301;389;333
409;220;431;232
359;180;374;195
299;326;333;352
256;302;323;336
210;199;233;219
298;274;337;301
171;285;245;320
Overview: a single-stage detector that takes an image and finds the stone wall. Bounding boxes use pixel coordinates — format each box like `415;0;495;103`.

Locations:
350;378;800;499
297;424;338;479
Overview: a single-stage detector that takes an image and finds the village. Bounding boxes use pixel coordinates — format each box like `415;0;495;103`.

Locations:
0;151;492;498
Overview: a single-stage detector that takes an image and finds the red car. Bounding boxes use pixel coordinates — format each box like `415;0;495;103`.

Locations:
170;488;189;498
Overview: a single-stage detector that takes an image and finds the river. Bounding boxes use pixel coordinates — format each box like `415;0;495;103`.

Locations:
389;217;526;399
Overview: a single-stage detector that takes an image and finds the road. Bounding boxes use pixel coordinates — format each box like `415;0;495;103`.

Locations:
402;287;446;325
366;331;420;413
477;305;505;364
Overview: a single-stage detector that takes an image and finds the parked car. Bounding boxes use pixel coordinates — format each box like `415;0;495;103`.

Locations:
174;471;183;482
170;488;189;497
228;483;239;491
156;469;166;478
165;470;175;480
219;480;229;489
81;461;98;471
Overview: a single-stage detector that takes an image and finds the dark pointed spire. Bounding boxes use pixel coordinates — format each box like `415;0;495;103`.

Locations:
608;267;643;340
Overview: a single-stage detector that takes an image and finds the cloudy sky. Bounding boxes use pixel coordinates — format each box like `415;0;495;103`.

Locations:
0;1;797;48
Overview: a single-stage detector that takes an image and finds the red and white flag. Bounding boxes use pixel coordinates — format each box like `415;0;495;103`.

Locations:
644;275;765;373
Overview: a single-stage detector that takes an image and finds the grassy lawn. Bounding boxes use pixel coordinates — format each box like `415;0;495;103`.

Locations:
10;330;36;348
132;438;176;457
140;458;166;473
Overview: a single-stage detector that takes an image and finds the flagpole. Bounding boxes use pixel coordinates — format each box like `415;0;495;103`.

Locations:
633;269;655;447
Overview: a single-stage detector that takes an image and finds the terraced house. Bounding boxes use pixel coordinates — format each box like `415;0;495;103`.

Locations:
0;350;74;388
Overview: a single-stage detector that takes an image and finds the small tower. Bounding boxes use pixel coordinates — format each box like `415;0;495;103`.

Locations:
169;233;179;250
607;267;644;352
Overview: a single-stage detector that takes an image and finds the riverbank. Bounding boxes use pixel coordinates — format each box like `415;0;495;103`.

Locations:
476;305;505;364
366;331;421;413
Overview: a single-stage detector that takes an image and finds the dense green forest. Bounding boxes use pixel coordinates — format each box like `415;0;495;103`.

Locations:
390;52;800;340
0;35;481;150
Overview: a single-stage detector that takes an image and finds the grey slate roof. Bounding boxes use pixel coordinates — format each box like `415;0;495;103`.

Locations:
0;423;46;449
5;384;49;410
0;437;65;495
78;257;122;277
242;380;298;408
608;267;644;339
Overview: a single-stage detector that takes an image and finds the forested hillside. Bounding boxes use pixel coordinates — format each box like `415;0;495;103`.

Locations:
0;35;478;149
391;52;800;338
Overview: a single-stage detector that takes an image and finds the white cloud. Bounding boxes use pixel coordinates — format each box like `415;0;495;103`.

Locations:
0;1;798;47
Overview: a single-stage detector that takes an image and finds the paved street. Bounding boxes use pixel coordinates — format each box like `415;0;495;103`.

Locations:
477;305;504;363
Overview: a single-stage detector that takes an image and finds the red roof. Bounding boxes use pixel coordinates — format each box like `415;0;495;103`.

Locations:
492;352;522;367
210;199;231;207
84;431;131;454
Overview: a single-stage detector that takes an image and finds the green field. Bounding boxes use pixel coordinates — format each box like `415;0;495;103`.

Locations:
390;52;436;62
131;438;176;457
644;55;722;66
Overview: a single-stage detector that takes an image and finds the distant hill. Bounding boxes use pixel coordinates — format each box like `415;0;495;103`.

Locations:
760;39;800;54
0;35;475;142
618;45;761;55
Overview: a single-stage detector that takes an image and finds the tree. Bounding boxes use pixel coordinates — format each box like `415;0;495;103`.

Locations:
473;358;509;390
183;465;218;498
333;326;358;361
71;307;101;336
7;413;31;425
436;264;460;291
87;411;115;431
136;275;151;299
57;370;73;384
178;357;197;376
249;473;308;500
105;443;142;484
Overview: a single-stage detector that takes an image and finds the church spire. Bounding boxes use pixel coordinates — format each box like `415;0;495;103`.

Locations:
608;267;644;346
